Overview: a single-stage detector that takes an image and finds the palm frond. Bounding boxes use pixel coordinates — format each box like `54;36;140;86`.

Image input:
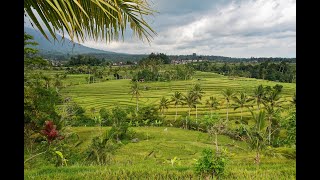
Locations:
24;0;157;43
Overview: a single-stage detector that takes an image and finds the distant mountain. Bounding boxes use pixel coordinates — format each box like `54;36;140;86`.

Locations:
24;27;121;56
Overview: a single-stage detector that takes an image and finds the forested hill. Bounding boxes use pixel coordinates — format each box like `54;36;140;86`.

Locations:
25;27;149;62
24;27;120;55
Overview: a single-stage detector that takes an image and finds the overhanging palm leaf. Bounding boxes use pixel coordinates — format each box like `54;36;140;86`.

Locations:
249;109;266;132
24;0;157;43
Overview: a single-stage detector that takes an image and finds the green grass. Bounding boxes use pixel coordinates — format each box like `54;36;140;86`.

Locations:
25;127;296;179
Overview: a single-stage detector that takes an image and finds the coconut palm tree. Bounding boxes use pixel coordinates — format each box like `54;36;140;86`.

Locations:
24;0;156;43
183;91;197;117
183;91;197;129
130;81;140;113
262;86;284;109
171;91;183;121
192;84;205;123
246;110;267;165
205;96;219;118
159;97;170;116
232;92;254;121
221;88;236;122
263;103;281;145
253;85;265;110
262;87;284;145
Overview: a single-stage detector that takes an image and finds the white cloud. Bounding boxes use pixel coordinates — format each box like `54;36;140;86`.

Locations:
79;0;296;57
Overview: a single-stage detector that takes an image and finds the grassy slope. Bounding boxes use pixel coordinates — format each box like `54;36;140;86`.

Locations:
25;127;295;180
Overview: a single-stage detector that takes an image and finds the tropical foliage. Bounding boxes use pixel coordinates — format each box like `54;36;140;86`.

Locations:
24;0;156;43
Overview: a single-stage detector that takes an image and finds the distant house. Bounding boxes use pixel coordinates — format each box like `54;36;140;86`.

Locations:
170;58;208;65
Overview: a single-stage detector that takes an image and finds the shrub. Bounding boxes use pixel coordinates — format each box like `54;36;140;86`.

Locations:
99;108;112;126
281;111;296;146
137;105;162;125
108;106;129;140
40;120;64;144
72;116;96;126
195;148;228;179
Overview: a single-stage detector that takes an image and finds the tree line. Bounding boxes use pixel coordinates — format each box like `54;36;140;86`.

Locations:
191;61;296;83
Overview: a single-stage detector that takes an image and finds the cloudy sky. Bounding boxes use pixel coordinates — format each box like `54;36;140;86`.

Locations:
25;0;296;58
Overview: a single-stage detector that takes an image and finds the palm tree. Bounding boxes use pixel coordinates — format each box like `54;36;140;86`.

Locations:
232;92;254;121
221;88;236;122
262;88;284;145
171;91;183;121
246;110;267;165
263;103;281;145
263;88;284;109
205;96;219;118
130;81;140;113
253;85;265;110
159;97;170;116
183;91;197;129
24;0;156;43
192;84;205;123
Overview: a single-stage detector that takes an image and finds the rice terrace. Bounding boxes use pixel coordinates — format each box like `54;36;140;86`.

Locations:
24;0;296;179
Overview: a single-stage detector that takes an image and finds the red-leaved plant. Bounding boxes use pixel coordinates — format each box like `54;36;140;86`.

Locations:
41;120;63;143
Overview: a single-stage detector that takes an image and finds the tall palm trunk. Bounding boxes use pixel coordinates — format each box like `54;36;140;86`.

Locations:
136;97;139;112
185;115;188;129
186;107;191;129
240;107;243;121
210;109;212;118
196;105;198;124
268;116;271;145
175;104;178;121
226;101;229;121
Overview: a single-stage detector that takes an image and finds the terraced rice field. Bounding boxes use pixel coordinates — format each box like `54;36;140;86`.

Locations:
59;71;296;121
